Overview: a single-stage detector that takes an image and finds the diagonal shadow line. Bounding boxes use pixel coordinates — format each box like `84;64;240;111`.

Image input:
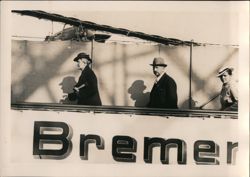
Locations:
44;84;57;103
11;40;29;72
123;73;152;77
92;44;118;105
12;41;166;105
190;48;238;108
191;48;238;93
12;41;89;102
93;44;158;105
56;69;78;77
162;46;238;106
94;44;158;67
162;46;238;86
12;40;238;107
93;44;238;107
58;42;154;105
161;46;190;76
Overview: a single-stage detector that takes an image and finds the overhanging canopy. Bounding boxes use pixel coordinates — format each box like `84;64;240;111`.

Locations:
12;10;201;46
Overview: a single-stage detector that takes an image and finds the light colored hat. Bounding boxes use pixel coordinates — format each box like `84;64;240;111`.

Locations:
150;57;167;67
217;67;234;77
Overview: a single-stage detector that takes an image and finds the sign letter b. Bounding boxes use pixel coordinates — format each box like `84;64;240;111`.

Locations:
33;121;72;159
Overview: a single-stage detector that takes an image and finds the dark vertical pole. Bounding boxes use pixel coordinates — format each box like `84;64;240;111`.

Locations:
189;40;193;109
51;21;54;34
91;39;94;69
158;44;161;56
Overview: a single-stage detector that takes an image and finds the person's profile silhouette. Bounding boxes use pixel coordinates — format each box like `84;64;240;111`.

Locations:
128;80;150;107
59;76;77;104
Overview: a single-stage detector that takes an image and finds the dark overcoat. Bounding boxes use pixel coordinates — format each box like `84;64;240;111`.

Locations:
69;66;102;106
148;73;178;109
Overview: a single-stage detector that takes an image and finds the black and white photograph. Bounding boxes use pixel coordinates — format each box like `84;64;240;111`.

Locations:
10;8;240;112
0;1;249;177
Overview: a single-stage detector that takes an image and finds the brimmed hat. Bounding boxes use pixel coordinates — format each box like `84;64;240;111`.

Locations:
150;57;167;67
73;52;92;63
217;67;234;77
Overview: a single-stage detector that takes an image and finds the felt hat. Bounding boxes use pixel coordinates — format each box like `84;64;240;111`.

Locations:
217;67;234;77
150;57;167;67
73;52;92;63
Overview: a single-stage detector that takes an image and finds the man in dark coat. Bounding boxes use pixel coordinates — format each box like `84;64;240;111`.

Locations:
68;52;102;106
147;57;178;109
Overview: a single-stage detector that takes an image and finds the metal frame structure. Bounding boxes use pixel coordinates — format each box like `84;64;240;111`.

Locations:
12;10;201;46
11;10;238;115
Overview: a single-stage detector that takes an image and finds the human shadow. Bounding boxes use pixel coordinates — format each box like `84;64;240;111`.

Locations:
59;76;77;104
180;97;198;110
128;80;150;107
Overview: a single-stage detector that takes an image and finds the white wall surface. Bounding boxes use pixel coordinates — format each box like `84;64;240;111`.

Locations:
6;109;240;177
11;40;238;110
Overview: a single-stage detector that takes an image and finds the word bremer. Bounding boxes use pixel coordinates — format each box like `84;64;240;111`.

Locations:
33;121;238;165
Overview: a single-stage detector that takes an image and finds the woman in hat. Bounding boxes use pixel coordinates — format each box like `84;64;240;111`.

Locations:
68;52;102;106
217;67;238;111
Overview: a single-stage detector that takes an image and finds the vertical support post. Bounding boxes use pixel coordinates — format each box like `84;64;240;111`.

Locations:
51;21;54;35
189;40;193;109
158;44;161;56
91;39;94;69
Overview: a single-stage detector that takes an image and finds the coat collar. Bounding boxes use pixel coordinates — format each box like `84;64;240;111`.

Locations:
155;72;166;84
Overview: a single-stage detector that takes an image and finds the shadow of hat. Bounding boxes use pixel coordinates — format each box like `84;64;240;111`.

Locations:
128;80;147;94
59;76;76;86
216;67;234;77
150;57;167;67
73;52;92;63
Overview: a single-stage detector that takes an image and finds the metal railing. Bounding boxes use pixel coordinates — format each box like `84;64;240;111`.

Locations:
11;102;238;119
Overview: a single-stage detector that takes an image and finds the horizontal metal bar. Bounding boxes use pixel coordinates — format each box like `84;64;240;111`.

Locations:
11;102;238;119
12;10;201;46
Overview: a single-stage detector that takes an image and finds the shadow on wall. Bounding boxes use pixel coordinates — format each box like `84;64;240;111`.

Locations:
163;46;238;110
11;40;238;110
59;76;77;104
128;80;150;107
11;40;89;103
93;43;156;106
180;97;198;110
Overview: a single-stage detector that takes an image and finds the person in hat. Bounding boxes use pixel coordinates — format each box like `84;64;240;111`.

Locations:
147;57;178;109
217;67;238;111
68;52;102;106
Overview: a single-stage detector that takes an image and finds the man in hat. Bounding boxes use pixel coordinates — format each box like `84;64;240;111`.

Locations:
68;52;102;106
217;66;238;111
147;57;178;109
